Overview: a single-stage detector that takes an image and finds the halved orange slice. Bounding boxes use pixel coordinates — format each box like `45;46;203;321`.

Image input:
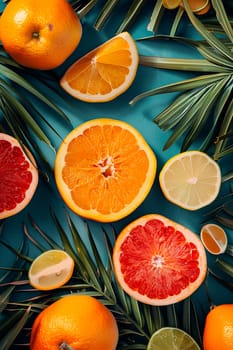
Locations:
60;32;139;102
54;118;157;222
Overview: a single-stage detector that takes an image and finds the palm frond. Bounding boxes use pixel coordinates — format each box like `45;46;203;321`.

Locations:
130;0;233;158
0;211;203;349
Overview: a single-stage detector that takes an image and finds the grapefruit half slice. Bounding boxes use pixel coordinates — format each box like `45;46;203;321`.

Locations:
113;214;207;306
0;133;38;219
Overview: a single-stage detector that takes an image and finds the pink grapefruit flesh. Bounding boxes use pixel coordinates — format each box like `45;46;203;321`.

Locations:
113;214;207;306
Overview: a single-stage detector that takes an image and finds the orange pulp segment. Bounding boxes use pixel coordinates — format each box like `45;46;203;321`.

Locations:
60;32;139;102
54;118;157;222
200;224;227;255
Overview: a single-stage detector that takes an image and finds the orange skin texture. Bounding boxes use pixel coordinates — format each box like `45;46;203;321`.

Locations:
0;0;82;69
203;304;233;350
30;294;119;350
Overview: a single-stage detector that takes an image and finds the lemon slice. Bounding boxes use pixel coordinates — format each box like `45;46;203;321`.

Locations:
147;327;201;350
159;151;221;210
28;250;74;290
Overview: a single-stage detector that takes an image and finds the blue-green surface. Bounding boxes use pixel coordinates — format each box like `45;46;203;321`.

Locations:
0;1;233;348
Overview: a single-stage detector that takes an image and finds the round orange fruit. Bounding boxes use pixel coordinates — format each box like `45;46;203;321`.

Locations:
0;133;38;219
0;0;82;70
30;294;119;350
203;304;233;350
60;32;139;102
54;118;157;222
113;214;207;306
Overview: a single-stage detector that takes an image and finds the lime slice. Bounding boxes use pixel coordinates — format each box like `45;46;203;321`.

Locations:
28;249;74;290
147;327;201;350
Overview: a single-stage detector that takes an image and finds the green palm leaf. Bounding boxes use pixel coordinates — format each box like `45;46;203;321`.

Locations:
0;211;203;349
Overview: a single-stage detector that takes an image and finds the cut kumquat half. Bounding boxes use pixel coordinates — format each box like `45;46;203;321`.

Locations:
159;151;221;211
28;250;74;290
54;118;157;222
60;32;139;102
200;223;228;255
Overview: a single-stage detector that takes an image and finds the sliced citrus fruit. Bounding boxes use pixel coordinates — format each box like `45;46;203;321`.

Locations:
147;327;201;350
60;32;139;102
181;0;211;15
54;118;157;223
159;151;221;211
162;0;181;9
0;0;82;70
28;249;74;290
113;214;207;306
30;295;119;350
0;133;38;219
200;223;227;255
203;304;233;350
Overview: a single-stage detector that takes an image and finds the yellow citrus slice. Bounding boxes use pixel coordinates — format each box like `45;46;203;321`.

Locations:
113;214;207;306
162;0;182;9
147;327;201;350
181;0;211;15
28;250;74;290
60;32;139;102
159;151;221;211
200;223;227;255
54;118;157;222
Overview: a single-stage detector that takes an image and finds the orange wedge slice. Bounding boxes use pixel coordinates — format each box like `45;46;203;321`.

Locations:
60;32;139;102
28;250;74;290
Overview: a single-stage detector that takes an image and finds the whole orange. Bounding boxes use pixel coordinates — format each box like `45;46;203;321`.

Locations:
0;0;82;70
30;294;119;350
203;304;233;350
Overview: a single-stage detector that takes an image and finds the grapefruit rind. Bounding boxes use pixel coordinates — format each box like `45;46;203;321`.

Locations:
60;32;139;102
54;119;157;223
0;133;38;219
113;214;207;306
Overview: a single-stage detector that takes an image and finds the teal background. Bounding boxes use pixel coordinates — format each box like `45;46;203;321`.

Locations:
0;0;232;345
